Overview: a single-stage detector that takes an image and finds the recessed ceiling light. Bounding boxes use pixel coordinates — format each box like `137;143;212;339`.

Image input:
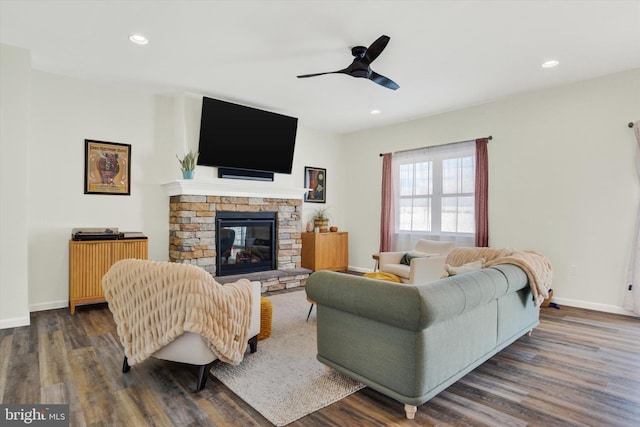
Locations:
541;59;559;69
370;109;381;115
129;34;149;45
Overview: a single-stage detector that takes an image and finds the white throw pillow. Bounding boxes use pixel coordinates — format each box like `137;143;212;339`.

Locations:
444;259;485;276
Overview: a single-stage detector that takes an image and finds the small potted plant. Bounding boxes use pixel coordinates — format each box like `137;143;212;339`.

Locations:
177;150;199;179
311;207;330;232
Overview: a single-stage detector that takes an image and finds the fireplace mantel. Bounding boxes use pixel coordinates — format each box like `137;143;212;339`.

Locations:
161;179;307;199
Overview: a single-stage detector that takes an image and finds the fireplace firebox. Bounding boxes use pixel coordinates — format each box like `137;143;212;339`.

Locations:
216;211;276;276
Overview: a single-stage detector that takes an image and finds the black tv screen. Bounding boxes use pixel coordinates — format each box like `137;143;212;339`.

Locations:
197;97;298;174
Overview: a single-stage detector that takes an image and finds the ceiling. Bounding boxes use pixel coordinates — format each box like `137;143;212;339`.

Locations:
1;0;639;135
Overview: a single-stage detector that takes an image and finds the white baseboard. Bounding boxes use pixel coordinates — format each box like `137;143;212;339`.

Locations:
29;300;68;312
347;265;373;274
551;296;639;317
0;316;30;329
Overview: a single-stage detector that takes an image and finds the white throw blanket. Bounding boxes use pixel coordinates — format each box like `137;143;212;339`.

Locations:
445;248;553;307
102;259;252;365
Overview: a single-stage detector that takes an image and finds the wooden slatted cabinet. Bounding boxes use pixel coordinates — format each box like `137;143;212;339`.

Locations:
69;239;148;314
301;232;348;271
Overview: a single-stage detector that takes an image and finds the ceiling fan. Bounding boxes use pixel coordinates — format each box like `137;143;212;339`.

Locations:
297;35;400;90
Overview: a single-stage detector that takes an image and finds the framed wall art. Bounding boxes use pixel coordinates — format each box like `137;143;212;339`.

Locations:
304;166;326;203
84;139;131;195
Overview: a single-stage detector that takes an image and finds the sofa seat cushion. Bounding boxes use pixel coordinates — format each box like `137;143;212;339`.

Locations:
153;332;218;365
380;263;411;279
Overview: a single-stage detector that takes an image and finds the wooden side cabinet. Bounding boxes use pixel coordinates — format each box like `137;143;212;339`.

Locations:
301;232;348;272
69;239;148;314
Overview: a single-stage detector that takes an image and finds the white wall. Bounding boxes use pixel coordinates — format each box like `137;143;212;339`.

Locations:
0;44;30;328
0;47;346;325
292;126;348;230
1;41;637;326
343;68;640;316
26;71;164;311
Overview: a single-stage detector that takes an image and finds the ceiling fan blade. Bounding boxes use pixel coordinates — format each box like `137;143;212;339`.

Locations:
364;35;390;64
369;71;399;90
297;71;336;78
297;67;350;79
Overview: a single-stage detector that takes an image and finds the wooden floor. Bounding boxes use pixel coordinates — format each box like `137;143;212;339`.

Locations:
1;291;639;427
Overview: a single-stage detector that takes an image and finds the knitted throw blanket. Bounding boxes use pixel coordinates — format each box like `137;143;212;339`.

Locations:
102;259;252;366
445;248;553;307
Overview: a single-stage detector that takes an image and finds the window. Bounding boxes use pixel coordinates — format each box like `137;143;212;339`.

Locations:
393;141;475;246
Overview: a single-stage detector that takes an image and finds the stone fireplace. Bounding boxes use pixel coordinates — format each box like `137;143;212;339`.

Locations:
163;179;310;292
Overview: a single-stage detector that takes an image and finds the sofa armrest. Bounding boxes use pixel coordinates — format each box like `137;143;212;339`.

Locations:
409;256;447;283
378;251;405;268
306;270;424;331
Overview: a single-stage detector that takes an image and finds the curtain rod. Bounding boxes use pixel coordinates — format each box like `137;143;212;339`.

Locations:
379;135;492;157
629;122;635;128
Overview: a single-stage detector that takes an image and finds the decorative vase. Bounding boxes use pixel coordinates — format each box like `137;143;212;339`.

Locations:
182;170;194;180
314;218;329;233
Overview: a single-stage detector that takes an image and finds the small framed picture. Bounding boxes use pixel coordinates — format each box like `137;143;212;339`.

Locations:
84;139;131;195
304;166;326;203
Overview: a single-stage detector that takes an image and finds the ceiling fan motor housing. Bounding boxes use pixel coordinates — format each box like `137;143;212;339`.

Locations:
351;46;367;57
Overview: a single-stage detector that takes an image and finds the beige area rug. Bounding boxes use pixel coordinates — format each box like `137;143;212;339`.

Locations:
209;289;365;426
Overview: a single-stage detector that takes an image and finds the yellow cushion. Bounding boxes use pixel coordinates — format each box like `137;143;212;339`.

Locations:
258;296;273;340
363;272;402;283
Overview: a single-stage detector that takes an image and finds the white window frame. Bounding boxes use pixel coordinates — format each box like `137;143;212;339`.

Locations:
392;141;475;249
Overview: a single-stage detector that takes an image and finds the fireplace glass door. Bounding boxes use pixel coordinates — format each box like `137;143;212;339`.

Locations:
216;212;276;276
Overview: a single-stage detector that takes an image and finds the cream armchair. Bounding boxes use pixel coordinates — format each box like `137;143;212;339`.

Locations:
378;239;455;284
102;259;261;392
148;280;261;391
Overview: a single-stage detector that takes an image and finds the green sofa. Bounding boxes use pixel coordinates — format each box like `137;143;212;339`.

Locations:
305;264;539;419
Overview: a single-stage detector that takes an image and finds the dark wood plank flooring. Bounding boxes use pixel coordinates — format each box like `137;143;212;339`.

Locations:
1;290;638;426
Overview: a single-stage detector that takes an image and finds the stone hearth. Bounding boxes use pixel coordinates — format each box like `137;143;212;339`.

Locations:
215;268;312;292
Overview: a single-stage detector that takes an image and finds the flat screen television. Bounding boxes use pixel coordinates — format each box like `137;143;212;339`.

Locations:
197;96;298;174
